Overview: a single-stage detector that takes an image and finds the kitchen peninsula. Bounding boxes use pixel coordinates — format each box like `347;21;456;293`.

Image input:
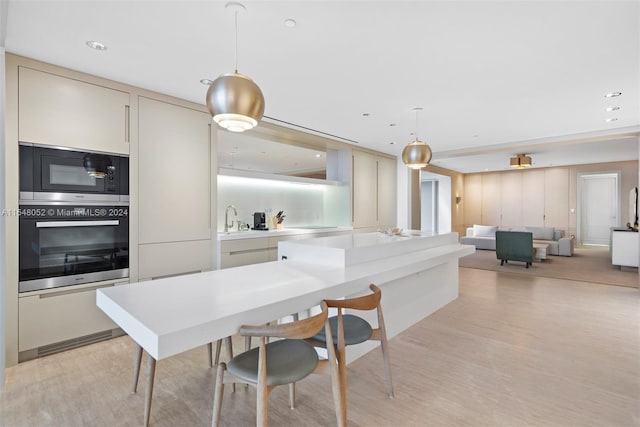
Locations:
97;231;473;425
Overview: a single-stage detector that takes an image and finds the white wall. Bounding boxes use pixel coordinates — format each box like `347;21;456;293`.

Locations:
1;46;6;386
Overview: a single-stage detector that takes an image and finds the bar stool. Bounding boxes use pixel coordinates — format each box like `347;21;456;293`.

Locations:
309;284;394;399
211;302;345;427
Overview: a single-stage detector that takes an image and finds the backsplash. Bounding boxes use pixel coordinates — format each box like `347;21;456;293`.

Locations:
217;175;350;231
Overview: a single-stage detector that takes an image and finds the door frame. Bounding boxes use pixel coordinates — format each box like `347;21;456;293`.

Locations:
577;171;621;246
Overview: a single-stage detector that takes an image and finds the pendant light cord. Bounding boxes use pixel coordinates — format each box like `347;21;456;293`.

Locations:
414;109;419;142
234;10;239;73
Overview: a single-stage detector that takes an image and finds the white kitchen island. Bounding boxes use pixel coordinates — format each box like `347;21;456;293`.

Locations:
97;231;473;425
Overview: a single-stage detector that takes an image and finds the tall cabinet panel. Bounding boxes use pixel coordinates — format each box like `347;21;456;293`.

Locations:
544;168;569;229
464;174;483;225
352;150;378;228
500;172;522;229
18;67;130;154
521;170;545;226
481;173;501;225
138;96;212;280
377;156;397;228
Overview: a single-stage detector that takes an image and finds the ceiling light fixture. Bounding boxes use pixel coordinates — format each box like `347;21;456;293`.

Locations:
284;18;296;28
200;79;214;85
402;107;432;170
605;117;618;123
605;92;622;98
86;40;107;51
206;2;265;133
605;106;620;112
510;153;532;169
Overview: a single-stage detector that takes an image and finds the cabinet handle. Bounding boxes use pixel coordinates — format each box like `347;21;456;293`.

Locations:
39;282;116;299
125;105;130;142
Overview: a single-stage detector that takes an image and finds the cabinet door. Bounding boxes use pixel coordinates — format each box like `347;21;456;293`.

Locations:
500;172;522;229
377;156;397;228
521;170;545;227
481;173;501;226
544;168;569;230
464;174;482;226
352;150;378;228
18;67;130;154
138;96;211;244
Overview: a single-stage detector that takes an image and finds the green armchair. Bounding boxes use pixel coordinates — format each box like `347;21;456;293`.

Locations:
495;230;534;268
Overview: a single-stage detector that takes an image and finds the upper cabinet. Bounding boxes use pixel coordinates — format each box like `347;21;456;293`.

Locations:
18;67;131;154
352;150;397;229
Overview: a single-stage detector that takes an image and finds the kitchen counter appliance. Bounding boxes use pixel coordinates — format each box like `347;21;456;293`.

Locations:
252;212;268;230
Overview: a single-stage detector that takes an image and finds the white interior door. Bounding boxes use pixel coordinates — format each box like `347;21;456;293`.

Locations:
421;180;437;232
580;173;619;246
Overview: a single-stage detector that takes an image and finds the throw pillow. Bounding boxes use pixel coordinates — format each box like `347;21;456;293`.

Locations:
525;226;554;240
473;224;498;237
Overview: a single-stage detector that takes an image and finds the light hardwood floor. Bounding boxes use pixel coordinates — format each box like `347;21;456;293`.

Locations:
1;268;639;426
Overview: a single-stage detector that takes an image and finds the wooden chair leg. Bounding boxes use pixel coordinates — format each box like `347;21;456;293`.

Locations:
224;337;235;392
288;383;296;409
143;354;156;427
257;338;269;427
211;363;226;427
207;342;213;368
214;339;223;365
377;307;394;399
131;344;143;393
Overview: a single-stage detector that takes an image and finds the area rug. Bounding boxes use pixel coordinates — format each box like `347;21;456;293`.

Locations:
459;246;638;288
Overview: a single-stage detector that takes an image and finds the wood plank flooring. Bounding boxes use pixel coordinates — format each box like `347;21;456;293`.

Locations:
1;267;639;426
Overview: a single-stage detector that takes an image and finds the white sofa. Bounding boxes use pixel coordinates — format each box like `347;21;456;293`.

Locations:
460;225;574;256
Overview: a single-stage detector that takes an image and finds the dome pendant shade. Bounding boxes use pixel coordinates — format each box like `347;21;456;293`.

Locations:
402;140;432;170
206;73;265;132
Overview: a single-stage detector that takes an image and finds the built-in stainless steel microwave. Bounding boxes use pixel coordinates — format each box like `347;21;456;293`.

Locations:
19;143;129;203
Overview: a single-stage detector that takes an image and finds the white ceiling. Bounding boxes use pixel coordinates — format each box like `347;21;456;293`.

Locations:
4;1;639;173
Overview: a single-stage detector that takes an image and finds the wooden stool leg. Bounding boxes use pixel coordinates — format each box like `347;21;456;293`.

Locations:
143;354;156;427
224;336;235;392
214;339;223;365
211;363;226;427
131;344;143;393
288;383;296;409
380;333;394;398
207;342;213;368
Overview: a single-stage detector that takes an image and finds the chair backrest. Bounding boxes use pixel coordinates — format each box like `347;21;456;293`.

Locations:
239;301;329;340
323;284;381;311
495;230;534;263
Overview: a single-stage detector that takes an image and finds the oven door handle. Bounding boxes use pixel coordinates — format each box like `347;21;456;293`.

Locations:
35;220;120;228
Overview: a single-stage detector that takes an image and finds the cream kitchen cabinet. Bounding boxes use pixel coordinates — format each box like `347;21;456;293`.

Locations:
18;67;131;154
138;96;213;280
352;150;397;229
220;238;270;269
18;280;127;361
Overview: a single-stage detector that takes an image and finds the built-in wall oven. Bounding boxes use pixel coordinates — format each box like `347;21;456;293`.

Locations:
19;144;130;292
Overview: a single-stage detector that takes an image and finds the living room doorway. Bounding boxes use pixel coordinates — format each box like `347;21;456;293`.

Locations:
421;172;451;233
578;172;621;246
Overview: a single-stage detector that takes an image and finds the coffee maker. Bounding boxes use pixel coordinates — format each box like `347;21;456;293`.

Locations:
252;212;268;230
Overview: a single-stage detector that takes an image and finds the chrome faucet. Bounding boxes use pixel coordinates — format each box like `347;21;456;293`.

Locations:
224;205;237;233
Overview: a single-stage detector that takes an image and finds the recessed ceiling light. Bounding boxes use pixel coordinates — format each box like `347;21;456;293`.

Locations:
86;40;107;51
389;142;396;145
284;19;296;28
315;154;321;158
605;118;618;123
200;79;214;85
472;134;479;138
389;123;397;127
605;106;620;112
362;113;371;117
605;92;622;98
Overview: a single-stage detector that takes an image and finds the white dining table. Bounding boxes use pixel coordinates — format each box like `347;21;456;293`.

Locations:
97;232;473;425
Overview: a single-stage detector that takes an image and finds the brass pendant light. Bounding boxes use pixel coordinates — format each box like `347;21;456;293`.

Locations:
510;153;532;168
402;107;432;169
206;2;265;133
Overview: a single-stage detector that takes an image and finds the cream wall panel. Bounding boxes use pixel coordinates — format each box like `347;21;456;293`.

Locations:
18;67;130;154
521;170;545;227
500;172;522;229
138;96;211;244
18;288;118;351
352;150;378;228
377;156;397;228
544;168;569;229
138;240;212;280
481;173;501;226
464;174;482;226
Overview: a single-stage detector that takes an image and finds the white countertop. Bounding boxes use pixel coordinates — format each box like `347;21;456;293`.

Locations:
97;240;474;360
217;226;353;240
